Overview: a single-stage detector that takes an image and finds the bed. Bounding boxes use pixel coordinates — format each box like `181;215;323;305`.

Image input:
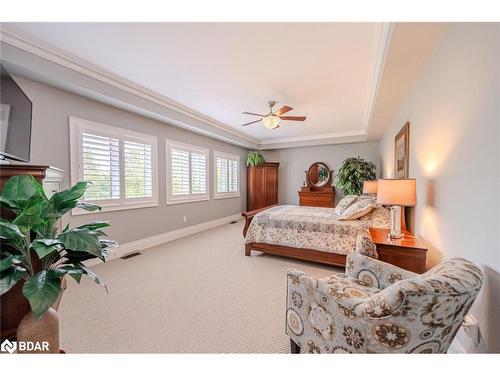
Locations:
242;204;390;267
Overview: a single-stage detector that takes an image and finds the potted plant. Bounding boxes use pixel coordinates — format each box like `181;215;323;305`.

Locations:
335;156;376;195
0;175;116;353
246;151;265;167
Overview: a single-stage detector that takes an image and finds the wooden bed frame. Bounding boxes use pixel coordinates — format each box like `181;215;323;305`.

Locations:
241;206;347;267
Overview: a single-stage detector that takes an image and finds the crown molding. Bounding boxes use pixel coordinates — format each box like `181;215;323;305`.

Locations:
0;26;260;147
0;24;392;150
362;22;394;139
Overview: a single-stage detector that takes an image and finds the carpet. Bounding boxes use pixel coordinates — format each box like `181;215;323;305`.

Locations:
59;221;341;353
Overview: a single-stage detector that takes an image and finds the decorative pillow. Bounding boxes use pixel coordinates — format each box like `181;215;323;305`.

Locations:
334;195;358;216
339;198;376;220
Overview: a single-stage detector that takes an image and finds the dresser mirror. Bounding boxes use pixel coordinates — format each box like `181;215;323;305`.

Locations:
306;162;332;188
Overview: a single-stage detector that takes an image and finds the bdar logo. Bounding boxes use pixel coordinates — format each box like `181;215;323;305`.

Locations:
1;339;17;354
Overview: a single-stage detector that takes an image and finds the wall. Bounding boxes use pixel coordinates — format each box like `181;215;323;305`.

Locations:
379;23;500;352
262;141;379;205
12;77;248;245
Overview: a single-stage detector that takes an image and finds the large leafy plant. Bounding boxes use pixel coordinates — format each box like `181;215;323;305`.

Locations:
0;176;116;319
246;151;265;167
335;157;376;195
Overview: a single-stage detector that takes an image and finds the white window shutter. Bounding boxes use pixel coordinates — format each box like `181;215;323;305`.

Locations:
170;148;190;195
124;140;153;198
191;152;207;194
81;132;120;200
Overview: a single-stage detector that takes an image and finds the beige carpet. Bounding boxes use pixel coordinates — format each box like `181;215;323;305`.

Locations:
59;220;341;353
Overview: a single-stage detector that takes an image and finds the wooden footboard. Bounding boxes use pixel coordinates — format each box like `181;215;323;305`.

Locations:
245;242;347;267
241;205;277;237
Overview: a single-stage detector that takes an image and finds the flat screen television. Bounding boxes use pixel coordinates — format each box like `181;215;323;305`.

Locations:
0;64;32;162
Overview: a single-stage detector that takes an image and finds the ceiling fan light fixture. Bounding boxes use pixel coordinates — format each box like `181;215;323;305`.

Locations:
262;115;281;129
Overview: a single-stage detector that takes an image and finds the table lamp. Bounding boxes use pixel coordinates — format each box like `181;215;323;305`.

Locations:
362;180;378;196
377;179;416;239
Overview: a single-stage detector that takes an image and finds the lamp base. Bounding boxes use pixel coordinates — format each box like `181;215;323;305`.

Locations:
388;205;403;239
387;232;404;240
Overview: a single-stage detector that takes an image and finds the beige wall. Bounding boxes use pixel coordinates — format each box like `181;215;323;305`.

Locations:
13;77;249;245
262;141;379;205
379;23;500;352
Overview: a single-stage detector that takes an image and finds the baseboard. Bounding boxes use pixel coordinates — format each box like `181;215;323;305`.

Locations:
86;214;242;266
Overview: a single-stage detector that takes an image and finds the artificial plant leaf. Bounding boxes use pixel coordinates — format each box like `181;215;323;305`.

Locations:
1;175;44;210
13;198;43;232
58;228;104;259
0;254;25;272
22;270;62;320
31;239;62;259
75;262;107;292
63;249;100;263
49;181;91;216
0;219;25;241
0;265;27;295
48;267;84;284
0;196;18;212
74;220;110;231
75;202;102;212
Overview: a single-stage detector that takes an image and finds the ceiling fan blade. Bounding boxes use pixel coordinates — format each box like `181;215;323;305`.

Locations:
241;119;261;126
241;112;265;117
280;116;306;121
275;106;293;116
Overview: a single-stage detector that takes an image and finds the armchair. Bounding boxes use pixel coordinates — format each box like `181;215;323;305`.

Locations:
286;253;483;353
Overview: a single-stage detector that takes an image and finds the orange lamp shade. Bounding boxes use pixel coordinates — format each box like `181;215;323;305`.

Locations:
362;180;378;194
376;178;417;206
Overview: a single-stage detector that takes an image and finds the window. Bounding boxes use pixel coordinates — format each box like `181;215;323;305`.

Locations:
214;151;240;199
166;140;209;204
70;117;158;213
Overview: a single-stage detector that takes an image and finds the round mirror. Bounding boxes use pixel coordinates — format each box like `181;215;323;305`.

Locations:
306;162;331;188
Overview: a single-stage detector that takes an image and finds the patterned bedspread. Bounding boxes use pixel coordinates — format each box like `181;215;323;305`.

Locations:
245;205;390;257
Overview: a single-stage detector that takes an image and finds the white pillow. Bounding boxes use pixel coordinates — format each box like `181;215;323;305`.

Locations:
334;195;358;216
339;198;376;220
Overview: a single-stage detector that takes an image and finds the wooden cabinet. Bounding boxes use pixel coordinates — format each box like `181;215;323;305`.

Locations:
298;187;335;208
247;162;279;211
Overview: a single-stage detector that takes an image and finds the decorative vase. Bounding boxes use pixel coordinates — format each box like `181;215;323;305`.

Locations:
16;307;59;353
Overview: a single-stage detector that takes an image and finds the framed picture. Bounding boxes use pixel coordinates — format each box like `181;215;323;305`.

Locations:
394;121;410;178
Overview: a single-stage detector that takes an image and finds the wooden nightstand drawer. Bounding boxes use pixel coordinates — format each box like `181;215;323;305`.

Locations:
369;227;428;273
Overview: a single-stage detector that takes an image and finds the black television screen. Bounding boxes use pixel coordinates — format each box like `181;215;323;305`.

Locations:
0;64;32;162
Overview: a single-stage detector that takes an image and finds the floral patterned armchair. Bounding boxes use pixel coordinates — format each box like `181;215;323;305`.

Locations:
286;253;483;353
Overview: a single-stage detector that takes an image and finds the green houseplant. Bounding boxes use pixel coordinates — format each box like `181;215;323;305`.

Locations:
246;151;265;167
335;157;376;195
0;175;115;323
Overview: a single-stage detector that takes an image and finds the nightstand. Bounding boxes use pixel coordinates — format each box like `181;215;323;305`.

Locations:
369;227;428;273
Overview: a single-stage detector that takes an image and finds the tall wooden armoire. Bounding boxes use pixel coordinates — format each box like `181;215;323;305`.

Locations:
246;162;279;211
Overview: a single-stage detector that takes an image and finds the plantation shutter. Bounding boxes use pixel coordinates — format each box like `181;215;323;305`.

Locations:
228;159;238;193
124;140;153;198
216;157;228;193
81;132;120;200
191;152;207;194
170;148;190;195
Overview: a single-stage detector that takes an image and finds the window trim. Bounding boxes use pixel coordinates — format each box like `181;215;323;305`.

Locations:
213;150;240;200
69;117;159;215
165;139;210;205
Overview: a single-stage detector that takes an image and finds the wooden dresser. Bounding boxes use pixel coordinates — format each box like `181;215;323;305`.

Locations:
247;162;279;211
298;162;335;208
298;187;335;208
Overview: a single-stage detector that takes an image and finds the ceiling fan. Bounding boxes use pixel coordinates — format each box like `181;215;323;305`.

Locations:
241;101;306;130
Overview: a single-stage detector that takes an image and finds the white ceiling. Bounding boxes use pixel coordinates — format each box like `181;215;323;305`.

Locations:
5;22;388;146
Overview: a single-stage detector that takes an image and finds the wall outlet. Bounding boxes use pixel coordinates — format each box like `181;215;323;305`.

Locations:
183;216;187;223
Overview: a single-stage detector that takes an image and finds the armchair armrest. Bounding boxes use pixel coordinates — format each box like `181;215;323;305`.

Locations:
345;252;417;290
